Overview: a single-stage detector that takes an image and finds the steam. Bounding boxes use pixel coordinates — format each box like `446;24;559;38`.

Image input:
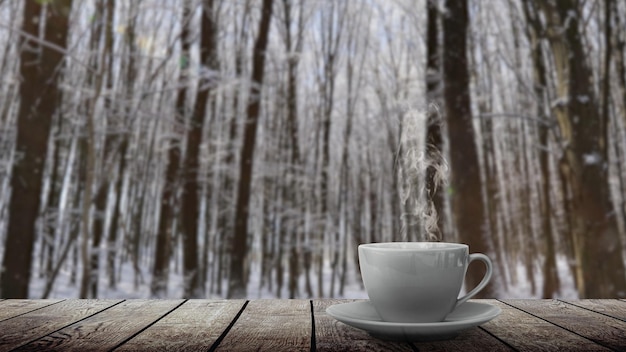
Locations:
398;106;448;242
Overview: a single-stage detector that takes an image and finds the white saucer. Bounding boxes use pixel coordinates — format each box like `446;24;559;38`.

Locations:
326;301;501;341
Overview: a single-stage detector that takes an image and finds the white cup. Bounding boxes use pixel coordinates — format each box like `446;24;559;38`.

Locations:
358;242;492;323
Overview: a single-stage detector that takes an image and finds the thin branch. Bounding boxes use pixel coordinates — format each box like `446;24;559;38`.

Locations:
478;112;555;127
0;22;93;72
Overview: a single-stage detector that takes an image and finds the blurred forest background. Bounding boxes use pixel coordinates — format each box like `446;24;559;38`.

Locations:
1;0;626;300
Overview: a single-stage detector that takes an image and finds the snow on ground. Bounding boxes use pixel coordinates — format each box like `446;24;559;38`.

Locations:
499;254;578;299
27;251;577;299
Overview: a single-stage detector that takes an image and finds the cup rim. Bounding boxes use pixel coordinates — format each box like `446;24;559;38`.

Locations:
359;241;468;251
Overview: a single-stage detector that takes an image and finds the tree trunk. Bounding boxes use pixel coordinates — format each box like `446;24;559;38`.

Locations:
561;0;626;298
43;108;66;282
522;0;560;298
88;0;116;299
541;0;626;298
180;0;218;299
443;0;498;297
228;0;274;299
316;2;347;297
108;2;136;289
1;0;73;298
425;0;445;241
151;2;192;298
281;0;304;301
81;0;115;299
615;3;626;129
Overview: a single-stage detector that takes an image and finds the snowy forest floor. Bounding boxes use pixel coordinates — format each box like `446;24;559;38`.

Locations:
26;250;579;300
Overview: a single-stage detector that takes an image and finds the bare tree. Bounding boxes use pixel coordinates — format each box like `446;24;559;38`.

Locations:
89;0;116;299
151;0;193;298
335;1;369;296
180;0;218;298
522;0;560;298
443;0;498;297
229;0;275;298
79;0;113;299
424;0;445;241
282;0;306;299
312;0;347;297
1;0;73;298
539;0;626;298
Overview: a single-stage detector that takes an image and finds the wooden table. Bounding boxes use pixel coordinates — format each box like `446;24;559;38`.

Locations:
0;299;625;351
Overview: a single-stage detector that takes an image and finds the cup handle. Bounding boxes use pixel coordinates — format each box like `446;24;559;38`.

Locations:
456;253;492;308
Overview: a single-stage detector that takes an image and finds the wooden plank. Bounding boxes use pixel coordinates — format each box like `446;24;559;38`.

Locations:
12;299;185;352
497;299;620;351
407;298;512;352
563;299;626;322
0;299;63;322
0;299;121;352
115;300;245;351
315;299;511;352
214;299;310;351
412;300;513;352
482;300;610;352
314;299;415;352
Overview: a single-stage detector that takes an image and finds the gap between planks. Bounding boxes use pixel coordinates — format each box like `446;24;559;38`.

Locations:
209;299;317;352
110;299;188;351
0;299;66;323
207;300;250;352
310;300;317;352
213;300;312;351
497;299;626;352
1;300;125;352
558;299;626;322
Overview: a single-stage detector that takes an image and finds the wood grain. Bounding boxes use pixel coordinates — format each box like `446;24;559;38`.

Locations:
314;299;422;352
0;299;62;322
314;299;512;352
214;299;311;351
0;299;121;352
0;299;620;351
412;315;513;352
562;299;626;322
502;299;626;351
114;299;245;351
409;298;513;352
482;299;610;351
12;299;184;352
